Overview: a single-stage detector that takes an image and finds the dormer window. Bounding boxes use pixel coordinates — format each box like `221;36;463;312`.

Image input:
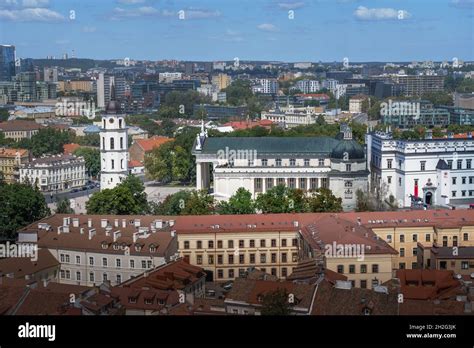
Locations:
363;307;371;315
149;245;156;253
113;243;119;250
145;298;153;305
135;245;142;252
101;242;108;249
128;297;137;304
158;299;165;305
257;295;264;303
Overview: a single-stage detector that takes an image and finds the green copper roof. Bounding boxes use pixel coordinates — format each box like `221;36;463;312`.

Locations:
200;136;342;155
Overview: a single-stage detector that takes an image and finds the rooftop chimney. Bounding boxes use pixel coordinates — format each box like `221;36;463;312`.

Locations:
133;232;139;243
122;219;126;228
88;228;96;240
101;219;108;228
63;217;71;226
114;219;119;227
169;220;175;227
113;231;121;242
88;218;92;228
72;218;79;228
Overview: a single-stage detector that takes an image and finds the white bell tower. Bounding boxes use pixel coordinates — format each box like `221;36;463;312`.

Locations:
100;84;128;190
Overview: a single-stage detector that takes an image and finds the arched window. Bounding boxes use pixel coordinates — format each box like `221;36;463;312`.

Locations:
103;119;106;128
111;159;115;169
102;137;105;149
110;137;114;150
121;159;124;169
119;119;123;129
120;137;123;149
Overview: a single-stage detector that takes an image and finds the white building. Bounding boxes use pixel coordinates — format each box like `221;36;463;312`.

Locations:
253;79;279;94
193;124;369;210
366;130;474;208
293;62;313;69
158;72;182;83
100;90;129;190
349;96;367;113
261;106;322;128
20;154;86;192
17;215;178;287
295;80;320;94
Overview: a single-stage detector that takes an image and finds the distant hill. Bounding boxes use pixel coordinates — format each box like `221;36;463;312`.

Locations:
32;58;118;71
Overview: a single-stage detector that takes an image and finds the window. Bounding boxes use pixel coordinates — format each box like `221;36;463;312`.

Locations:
196;255;203;265
208;241;214;248
271;253;277;263
228;269;234;278
412;262;417;269
116;274;122;284
65;270;71;279
130;260;135;268
217;270;223;279
76;256;81;264
266;178;274;190
452;177;457;185
467;159;472;169
399;263;406;269
426;234;431;242
288;178;296;189
420;161;426;171
260;239;266;247
453;236;458;247
110;137;114;150
290;159;296;166
228;240;234;249
239;254;244;264
111;159;114;169
400;248;405;257
254;178;263;192
440;261;447;269
337;265;344;274
447;160;453;169
345;164;352;172
277;178;285;186
89;257;94;266
371;279;379;288
184;241;190;249
387;176;392;184
208;255;214;264
372;264;379;273
442;236;448;247
282;268;288;277
400;235;405;243
360;280;367;289
462;177;467;184
292;238;298;247
412;248;417;256
197;241;202;249
349;265;355;274
271;268;277;276
103;273;108;281
76;271;81;281
318;159;324;166
217;255;223;265
250;254;255;263
387;235;392;243
304;159;310;166
461;261;469;270
239;240;244;248
399;177;402;186
412;234;417;242
249;240;255;248
89;272;94;282
457;159;462;169
276;158;282;167
387;159;392;169
271;239;277;247
217;240;223;249
228;255;234;264
292;253;298;262
282;239;287;247
260;254;266;263
464;233;469;241
116;259;121;268
452;191;457;197
282;253;287;263
345;181;353;188
141;260;146;268
65;255;70;263
147;261;152;268
262;159;268;166
102;258;108;267
120;137;124;149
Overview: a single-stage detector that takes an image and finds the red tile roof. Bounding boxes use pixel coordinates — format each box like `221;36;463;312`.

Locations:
63;143;81;155
135;136;173;152
128;160;143;168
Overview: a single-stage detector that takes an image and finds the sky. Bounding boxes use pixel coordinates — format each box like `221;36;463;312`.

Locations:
0;0;473;62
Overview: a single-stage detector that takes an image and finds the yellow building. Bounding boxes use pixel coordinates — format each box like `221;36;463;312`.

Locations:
0;120;41;141
174;214;300;281
58;80;93;93
0;147;29;183
211;73;231;91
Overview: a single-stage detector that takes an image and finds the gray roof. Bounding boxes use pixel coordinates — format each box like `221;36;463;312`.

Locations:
200;137;341;155
436;159;450;170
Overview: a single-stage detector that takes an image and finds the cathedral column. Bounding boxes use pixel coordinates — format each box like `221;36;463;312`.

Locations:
196;162;203;190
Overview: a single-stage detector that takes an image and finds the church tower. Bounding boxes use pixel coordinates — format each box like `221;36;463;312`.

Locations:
100;84;128;190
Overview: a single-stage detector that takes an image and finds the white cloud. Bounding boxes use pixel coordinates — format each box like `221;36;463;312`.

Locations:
257;23;278;32
21;0;48;8
180;8;221;19
354;6;411;21
111;6;220;20
450;0;474;8
82;25;96;33
0;7;64;21
117;0;145;4
111;6;159;19
277;2;305;10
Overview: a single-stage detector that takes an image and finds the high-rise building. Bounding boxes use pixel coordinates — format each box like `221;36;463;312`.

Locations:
0;45;16;81
211;73;231;91
43;67;58;82
96;73;115;108
185;62;195;75
13;72;36;102
295;80;320;94
100;86;129;190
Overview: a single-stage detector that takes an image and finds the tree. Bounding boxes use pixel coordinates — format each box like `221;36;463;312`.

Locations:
255;185;307;214
73;147;100;178
55;198;74;214
181;190;215;215
0;108;9;122
217;188;256;214
150;190;192;215
306;188;342;212
421;91;453;106
260;288;293;315
145;141;174;183
0;182;51;240
28;128;73;157
86;175;149;215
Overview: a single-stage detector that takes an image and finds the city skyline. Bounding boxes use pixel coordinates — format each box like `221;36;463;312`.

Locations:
0;0;473;62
